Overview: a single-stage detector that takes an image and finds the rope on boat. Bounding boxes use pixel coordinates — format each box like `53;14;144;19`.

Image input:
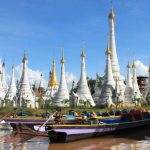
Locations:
0;112;12;121
37;111;57;131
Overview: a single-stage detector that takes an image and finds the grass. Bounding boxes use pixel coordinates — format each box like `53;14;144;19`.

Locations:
0;105;149;119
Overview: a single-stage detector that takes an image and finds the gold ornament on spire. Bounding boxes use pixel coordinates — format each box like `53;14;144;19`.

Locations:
109;0;115;20
48;59;58;87
2;59;5;67
81;49;86;57
22;50;27;63
109;8;115;20
105;34;111;55
61;48;65;64
132;62;136;68
127;61;131;68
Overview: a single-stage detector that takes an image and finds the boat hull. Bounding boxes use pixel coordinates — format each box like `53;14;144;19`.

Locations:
44;119;150;143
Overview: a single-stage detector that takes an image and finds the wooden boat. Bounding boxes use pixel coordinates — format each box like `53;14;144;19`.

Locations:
34;111;150;143
5;110;150;143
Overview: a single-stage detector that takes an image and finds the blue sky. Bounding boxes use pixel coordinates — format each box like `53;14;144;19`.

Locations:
0;0;150;86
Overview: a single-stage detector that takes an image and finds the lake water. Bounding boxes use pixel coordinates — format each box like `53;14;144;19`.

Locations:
1;127;150;150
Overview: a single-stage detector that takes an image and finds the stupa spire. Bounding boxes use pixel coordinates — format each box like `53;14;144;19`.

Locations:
55;49;69;107
99;36;115;106
108;3;125;95
1;60;8;93
109;3;120;78
146;63;150;98
126;61;132;88
5;65;16;106
18;51;35;108
132;59;141;100
0;71;5;107
124;60;133;103
48;59;58;87
44;59;58;100
76;49;95;107
39;74;44;88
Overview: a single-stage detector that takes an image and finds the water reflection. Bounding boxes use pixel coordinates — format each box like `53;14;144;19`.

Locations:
1;127;150;150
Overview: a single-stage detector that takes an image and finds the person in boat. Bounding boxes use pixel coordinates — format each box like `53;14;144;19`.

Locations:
73;111;79;117
90;111;97;118
54;108;62;124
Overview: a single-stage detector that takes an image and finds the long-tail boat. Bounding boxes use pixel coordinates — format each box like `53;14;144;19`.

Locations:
34;110;150;143
4;109;150;143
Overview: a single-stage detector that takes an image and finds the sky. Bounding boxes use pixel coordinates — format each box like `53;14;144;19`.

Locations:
0;0;149;88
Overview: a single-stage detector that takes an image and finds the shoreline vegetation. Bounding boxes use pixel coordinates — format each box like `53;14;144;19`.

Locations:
1;105;150;119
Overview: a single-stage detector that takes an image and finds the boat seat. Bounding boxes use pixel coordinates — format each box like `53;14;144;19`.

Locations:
65;115;75;119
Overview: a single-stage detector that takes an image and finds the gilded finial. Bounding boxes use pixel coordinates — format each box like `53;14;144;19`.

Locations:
132;61;136;68
61;48;65;64
2;59;5;67
109;0;115;20
127;54;131;68
127;61;131;68
22;50;27;63
81;49;86;57
48;59;58;87
105;34;111;55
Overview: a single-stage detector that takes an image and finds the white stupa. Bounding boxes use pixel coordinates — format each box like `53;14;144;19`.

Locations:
124;61;133;103
1;62;8;93
44;60;58;99
0;71;5;107
18;51;35;108
146;66;150;98
99;39;115;107
132;61;141;100
92;73;101;104
39;74;44;89
5;65;17;106
55;50;69;107
109;7;125;93
76;50;95;107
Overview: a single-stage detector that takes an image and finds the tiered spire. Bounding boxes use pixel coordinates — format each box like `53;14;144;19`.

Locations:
76;49;95;107
18;51;35;108
124;61;133;103
55;49;69;107
126;61;132;87
99;38;115;106
108;3;125;94
39;74;44;88
92;73;101;104
1;61;8;93
48;59;58;88
0;71;5;107
5;65;16;106
44;59;58;99
132;60;141;100
146;65;150;98
109;6;120;78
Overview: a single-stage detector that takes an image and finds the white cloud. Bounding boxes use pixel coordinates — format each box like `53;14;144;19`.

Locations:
14;63;47;88
135;60;149;76
65;72;78;90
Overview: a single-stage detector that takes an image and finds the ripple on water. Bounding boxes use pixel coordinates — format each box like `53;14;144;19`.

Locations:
1;129;150;150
